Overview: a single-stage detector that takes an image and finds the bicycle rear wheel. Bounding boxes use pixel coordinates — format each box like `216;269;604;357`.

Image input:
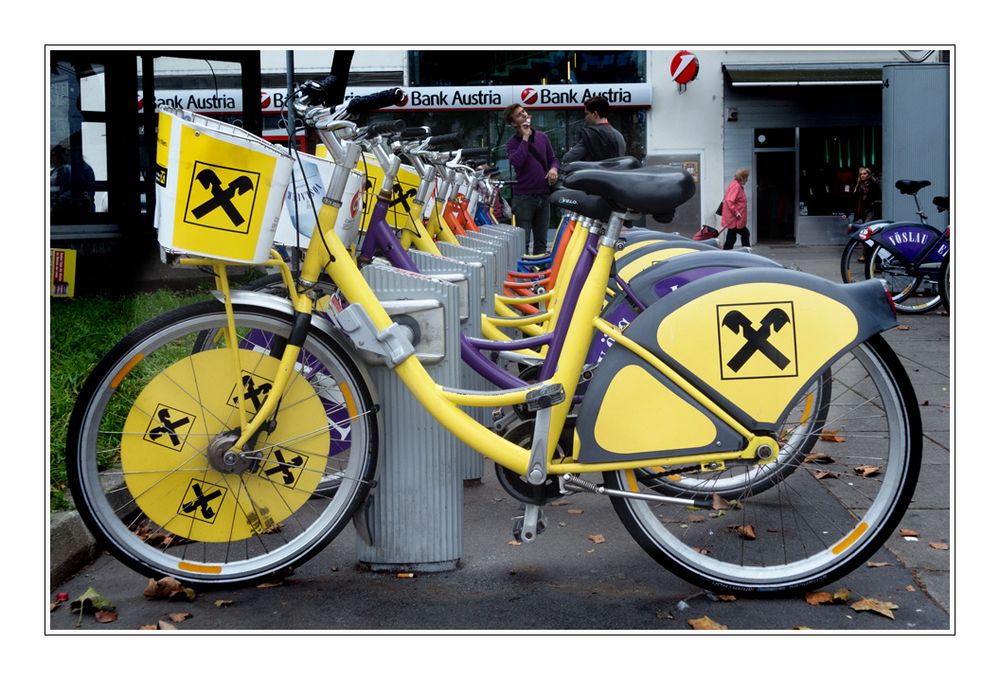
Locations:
605;336;921;595
66;301;379;586
865;245;942;314
839;239;868;284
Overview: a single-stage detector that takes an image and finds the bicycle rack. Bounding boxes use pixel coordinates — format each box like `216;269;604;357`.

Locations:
356;261;463;572
410;249;488;483
478;223;525;269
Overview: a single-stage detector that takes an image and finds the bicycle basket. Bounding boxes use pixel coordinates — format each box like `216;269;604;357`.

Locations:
155;107;294;264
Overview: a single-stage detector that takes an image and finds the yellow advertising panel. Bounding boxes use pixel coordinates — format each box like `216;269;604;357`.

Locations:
120;348;328;542
51;248;76;297
657;282;858;424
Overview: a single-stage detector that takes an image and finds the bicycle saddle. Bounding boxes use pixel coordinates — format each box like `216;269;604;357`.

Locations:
563;166;695;222
895;179;931;195
563;156;642;175
550;188;612;222
933;195;949;212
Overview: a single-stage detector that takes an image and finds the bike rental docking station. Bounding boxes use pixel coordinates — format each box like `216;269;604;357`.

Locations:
349;211;523;573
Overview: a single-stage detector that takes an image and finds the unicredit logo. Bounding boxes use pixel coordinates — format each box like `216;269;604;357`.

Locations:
396;92;409;107
261;91;271;108
521;88;538;105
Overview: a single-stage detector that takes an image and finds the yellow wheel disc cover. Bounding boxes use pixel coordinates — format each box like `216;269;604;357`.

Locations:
121;348;329;542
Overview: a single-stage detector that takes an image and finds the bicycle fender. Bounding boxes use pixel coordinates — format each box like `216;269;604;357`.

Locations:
869;222;948;263
575;269;896;464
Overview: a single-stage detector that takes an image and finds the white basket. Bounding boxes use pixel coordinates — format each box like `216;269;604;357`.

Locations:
154;108;294;264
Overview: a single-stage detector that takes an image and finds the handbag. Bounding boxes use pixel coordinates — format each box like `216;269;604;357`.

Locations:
692;225;719;241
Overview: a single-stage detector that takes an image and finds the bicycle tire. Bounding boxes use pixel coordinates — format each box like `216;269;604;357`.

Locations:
66;300;379;586
640;369;831;501
939;255;950;313
604;336;921;595
839;239;867;284
865;245;942;314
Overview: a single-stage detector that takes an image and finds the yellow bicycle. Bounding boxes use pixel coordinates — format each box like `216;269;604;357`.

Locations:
65;85;922;595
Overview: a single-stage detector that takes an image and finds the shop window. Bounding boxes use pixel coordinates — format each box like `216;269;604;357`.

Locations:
798;126;881;218
409;50;646;86
754;128;795;148
50;60;108;221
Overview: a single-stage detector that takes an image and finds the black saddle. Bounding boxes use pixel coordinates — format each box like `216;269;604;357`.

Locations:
549;188;612;222
895;179;931;195
932;195;949;212
563;166;696;222
562;156;642;175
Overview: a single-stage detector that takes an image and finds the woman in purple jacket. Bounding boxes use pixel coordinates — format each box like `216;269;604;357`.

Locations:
504;104;559;254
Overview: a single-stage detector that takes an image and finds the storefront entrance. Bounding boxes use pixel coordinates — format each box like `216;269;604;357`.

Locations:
754;150;796;243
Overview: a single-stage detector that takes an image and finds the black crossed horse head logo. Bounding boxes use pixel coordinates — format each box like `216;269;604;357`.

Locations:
718;302;797;379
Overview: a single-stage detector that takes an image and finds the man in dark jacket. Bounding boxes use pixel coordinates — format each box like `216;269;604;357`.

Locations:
561;95;627;164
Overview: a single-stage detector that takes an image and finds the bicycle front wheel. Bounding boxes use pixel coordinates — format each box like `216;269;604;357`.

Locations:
605;337;921;595
865;245;941;314
839;239;867;284
66;301;379;586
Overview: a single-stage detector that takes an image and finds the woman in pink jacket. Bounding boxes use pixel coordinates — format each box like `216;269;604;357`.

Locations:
721;168;750;250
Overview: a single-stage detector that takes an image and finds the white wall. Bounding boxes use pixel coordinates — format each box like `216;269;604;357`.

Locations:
261;50;406;75
646;48;925;227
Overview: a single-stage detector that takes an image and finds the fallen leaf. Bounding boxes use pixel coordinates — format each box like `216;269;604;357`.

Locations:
256;581;284;589
820;431;847;442
588;534;606;544
168;588;197;602
867;561;891;568
70;587;115;614
793;626;813;630
897;324;911;331
167;612;191;623
94;610;118;624
688;615;728;630
733;524;757;540
507;539;522;546
718;594;737;602
396;573;415;579
805;591;834;605
930;542;950;551
900;529;920;538
805;452;835;464
214;599;233;608
138;624;158;630
854;465;882;478
906;585;916;592
567;508;584;515
711;494;730;510
813;470;839;480
157;619;177;630
833;588;851;603
143;576;186;600
550;499;570;506
851;597;899;619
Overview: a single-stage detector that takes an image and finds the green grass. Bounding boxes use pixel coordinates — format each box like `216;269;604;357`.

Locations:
49;289;214;510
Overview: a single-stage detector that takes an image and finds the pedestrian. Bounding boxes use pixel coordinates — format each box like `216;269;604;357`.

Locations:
561;95;627;164
504;103;559;254
854;166;881;222
721;168;750;250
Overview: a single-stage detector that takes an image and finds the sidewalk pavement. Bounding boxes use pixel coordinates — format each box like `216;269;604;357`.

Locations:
48;243;952;631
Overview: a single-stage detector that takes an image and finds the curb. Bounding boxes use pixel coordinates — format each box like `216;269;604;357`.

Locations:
50;511;98;588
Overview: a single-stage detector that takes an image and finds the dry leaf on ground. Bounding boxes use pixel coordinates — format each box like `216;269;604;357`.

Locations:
143;576;186;600
930;542;949;550
157;619;177;630
94;610;118;623
805;452;835;464
567;508;584;515
813;470;839;480
588;534;606;544
688;615;727;630
167;612;191;623
897;325;911;331
733;524;756;540
851;597;898;619
899;529;920;538
214;599;233;608
867;561;890;568
854;465;882;478
805;591;834;605
718;594;737;602
820;431;847;442
711;494;730;510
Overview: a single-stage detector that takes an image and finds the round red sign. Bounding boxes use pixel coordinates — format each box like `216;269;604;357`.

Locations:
670;51;699;85
521;87;538;105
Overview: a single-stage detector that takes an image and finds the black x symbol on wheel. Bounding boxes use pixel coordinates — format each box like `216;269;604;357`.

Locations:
182;483;222;519
263;450;304;486
147;408;191;447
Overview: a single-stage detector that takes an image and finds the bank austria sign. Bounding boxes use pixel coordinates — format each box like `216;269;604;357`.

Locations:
141;83;652;114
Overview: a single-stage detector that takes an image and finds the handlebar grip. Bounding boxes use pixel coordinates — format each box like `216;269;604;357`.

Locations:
461;147;491;158
401;126;431;141
346;88;406;114
427;132;463;147
301;76;343;107
367;119;407;135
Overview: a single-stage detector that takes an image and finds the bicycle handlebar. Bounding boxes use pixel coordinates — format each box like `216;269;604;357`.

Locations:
401;126;432;141
362;119;406;136
346;88;406;115
427;132;463;147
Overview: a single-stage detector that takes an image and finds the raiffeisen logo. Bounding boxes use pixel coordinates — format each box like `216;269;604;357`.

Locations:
520;88;538;105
